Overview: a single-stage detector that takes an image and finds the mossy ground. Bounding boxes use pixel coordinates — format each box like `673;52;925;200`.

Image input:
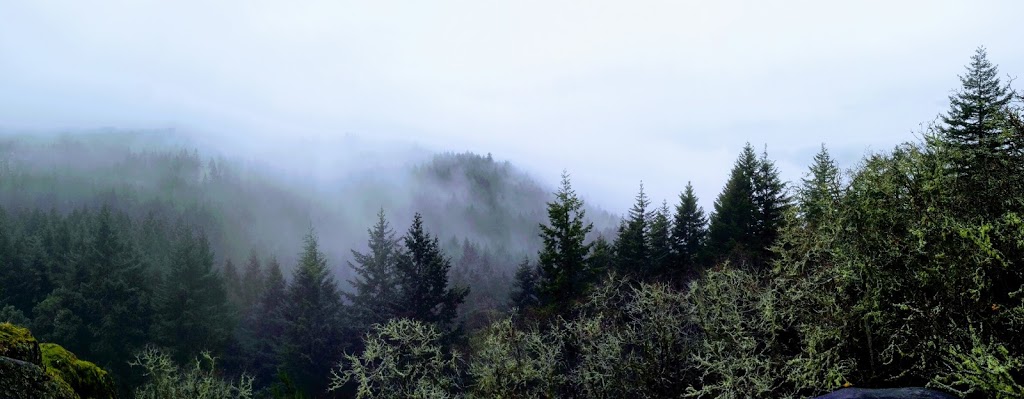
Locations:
0;322;43;365
41;343;118;399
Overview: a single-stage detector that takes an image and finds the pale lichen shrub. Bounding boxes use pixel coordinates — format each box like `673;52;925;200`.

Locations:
683;266;788;399
467;316;563;398
330;318;462;399
931;328;1024;398
130;346;254;399
565;278;696;398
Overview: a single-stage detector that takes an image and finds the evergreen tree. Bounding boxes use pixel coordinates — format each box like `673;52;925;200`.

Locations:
798;144;842;229
537;172;594;313
708;143;788;268
615;182;652;277
240;251;265;313
587;235;616;279
751;147;790;265
395;213;468;331
152;227;230;363
82;206;151;376
648;201;672;278
709;144;759;264
670;182;707;277
937;46;1019;215
281;229;346;395
346;209;401;331
251;256;287;389
509;257;539;311
223;258;243;310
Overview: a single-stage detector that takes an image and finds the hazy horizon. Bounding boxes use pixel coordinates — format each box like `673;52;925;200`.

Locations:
3;0;1023;212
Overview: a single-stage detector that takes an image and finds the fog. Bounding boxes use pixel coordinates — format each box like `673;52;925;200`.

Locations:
2;0;1024;212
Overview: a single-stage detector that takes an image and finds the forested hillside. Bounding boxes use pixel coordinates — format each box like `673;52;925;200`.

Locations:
1;48;1022;398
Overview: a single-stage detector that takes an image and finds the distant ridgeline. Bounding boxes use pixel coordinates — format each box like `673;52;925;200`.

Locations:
0;132;617;319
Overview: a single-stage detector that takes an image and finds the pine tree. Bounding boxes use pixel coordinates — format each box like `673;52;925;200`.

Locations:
648;201;672;279
223;258;243;310
346;209;401;330
615;182;652;277
152;226;230;363
82;206;151;377
751;147;790;265
588;235;616;279
395;213;468;331
240;251;265;313
798;144;842;229
281;229;346;395
937;46;1018;215
251;256;286;388
670;182;708;277
537;172;594;313
509;257;539;311
708;143;758;266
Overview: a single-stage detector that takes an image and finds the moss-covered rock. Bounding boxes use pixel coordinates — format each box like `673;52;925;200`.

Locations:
40;343;117;399
0;322;43;365
0;355;78;399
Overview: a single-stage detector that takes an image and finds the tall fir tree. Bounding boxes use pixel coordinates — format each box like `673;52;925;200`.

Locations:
395;213;468;331
751;147;790;265
536;172;594;313
223;258;243;310
152;226;231;363
587;235;616;279
798;144;842;229
509;257;540;311
82;206;151;380
708;143;759;266
615;182;652;277
670;182;708;277
251;256;287;389
240;251;266;313
648;201;673;279
281;229;346;396
346;209;401;331
937;46;1019;215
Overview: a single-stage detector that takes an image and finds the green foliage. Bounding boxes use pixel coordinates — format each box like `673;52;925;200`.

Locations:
537;172;595;314
797;144;842;228
130;346;254;399
467;317;562;398
0;322;43;365
280;229;346;395
346;209;402;331
648;201;672;278
615;182;652;278
152;227;230;364
508;258;540;311
40;343;116;399
330;319;462;399
708;143;759;265
670;182;708;278
395;214;469;332
932;329;1024;398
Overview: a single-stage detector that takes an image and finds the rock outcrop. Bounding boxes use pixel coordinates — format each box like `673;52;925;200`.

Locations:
0;322;117;399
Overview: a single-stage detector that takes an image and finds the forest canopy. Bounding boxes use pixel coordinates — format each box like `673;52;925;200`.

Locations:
0;47;1022;398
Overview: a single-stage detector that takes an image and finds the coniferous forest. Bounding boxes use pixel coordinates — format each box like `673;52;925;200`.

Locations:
1;48;1023;398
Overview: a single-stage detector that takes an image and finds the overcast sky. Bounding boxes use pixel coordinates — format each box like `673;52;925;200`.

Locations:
1;0;1022;212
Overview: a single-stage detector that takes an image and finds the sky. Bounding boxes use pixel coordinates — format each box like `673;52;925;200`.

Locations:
1;0;1022;212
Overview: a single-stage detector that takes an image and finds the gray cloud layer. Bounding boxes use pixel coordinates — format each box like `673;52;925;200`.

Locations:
2;0;1022;211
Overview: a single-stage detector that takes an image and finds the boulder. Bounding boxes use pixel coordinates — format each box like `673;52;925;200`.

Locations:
814;387;956;399
0;322;42;365
41;343;117;399
0;355;78;399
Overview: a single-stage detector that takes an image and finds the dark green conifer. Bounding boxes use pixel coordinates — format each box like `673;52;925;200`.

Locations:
537;172;594;313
